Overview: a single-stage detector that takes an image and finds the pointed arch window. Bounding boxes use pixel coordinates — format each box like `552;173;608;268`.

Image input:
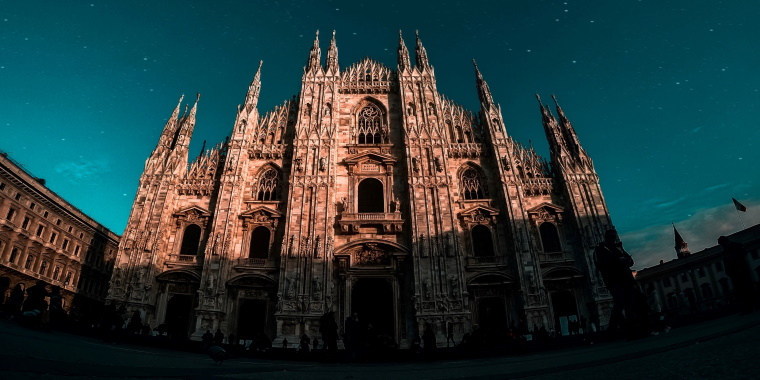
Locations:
179;224;202;256
471;225;495;257
248;226;271;259
357;104;382;144
461;168;486;200
539;222;562;253
256;168;280;201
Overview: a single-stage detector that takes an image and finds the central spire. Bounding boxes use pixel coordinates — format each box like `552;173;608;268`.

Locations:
473;60;494;107
306;30;322;72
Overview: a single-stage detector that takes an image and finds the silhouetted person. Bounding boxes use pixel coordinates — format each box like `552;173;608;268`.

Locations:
214;328;225;345
6;283;24;318
319;311;339;356
202;329;214;348
299;333;310;354
344;312;360;359
422;323;436;358
228;333;236;347
22;280;48;313
446;321;455;347
282;337;288;349
312;337;319;351
128;310;142;334
48;285;65;328
595;229;638;339
719;236;756;313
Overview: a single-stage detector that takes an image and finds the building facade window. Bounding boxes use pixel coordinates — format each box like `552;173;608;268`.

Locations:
255;168;280;201
178;224;202;256
36;224;45;236
460;167;485;200
471;225;496;257
539;222;562;253
357;103;383;144
6;208;16;221
248;226;271;259
9;248;19;263
21;217;30;230
49;232;57;244
62;239;69;251
357;178;384;213
73;245;80;257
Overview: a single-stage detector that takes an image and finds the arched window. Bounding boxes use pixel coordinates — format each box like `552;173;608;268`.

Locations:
248;226;271;259
539;222;562;253
256;168;280;201
357;104;382;144
461;167;485;200
471;225;495;257
357;178;384;213
179;224;202;256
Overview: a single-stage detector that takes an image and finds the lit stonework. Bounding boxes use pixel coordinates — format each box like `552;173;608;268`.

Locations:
108;31;615;346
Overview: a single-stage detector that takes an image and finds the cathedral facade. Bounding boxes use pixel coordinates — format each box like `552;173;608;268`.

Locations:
108;31;615;346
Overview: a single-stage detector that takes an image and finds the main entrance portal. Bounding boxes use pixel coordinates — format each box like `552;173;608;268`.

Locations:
237;299;268;340
351;278;394;337
165;294;194;338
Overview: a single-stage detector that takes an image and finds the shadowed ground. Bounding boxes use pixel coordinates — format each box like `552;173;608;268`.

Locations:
1;312;758;379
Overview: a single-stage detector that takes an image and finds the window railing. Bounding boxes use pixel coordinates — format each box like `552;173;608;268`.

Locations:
235;257;277;269
167;254;199;264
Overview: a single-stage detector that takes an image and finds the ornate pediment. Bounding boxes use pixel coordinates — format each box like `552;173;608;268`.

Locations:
345;242;391;265
458;205;500;226
173;206;211;227
239;205;281;230
527;202;564;222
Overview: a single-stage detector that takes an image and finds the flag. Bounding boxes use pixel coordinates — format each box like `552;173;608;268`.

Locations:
732;198;747;212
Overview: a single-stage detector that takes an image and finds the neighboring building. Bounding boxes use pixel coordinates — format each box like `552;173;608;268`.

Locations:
0;151;120;321
108;31;617;346
636;224;760;318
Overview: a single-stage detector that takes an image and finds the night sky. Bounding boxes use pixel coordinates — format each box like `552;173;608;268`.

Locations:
2;1;758;269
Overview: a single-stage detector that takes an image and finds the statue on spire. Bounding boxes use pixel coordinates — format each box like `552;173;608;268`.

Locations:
306;30;322;72
326;30;339;73
398;30;411;71
414;30;430;70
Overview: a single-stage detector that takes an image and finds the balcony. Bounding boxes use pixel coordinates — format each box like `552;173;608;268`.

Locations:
234;257;278;271
166;254;201;267
538;251;573;264
466;255;507;267
338;212;404;234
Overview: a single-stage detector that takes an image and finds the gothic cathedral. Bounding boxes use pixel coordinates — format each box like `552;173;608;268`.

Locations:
108;31;615;346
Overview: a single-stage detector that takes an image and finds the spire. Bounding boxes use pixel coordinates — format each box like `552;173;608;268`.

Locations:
244;60;263;108
414;30;430;70
397;30;411;71
536;94;564;150
673;224;691;258
551;94;590;162
473;60;494;106
175;93;200;150
154;94;184;153
325;30;339;73
306;30;322;72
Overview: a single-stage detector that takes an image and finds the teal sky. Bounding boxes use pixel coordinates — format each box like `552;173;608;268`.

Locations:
2;1;758;269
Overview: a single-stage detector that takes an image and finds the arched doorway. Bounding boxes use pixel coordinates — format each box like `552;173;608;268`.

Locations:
550;290;579;336
237;298;268;341
351;278;394;338
165;294;194;338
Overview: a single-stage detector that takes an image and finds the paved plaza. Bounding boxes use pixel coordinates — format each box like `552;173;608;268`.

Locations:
1;313;759;379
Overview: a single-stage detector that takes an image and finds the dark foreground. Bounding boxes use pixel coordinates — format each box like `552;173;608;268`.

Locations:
1;312;759;379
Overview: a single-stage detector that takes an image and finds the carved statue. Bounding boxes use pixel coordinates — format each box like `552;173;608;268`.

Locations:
340;197;348;213
449;276;459;297
312;277;323;300
412;157;420;173
393;198;401;213
423;279;432;299
319;157;326;172
434;156;443;172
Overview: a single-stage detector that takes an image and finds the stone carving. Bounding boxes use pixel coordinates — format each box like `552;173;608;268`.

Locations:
312;277;322;300
412;157;420;173
423;279;431;300
434;156;443;172
319;157;326;172
352;243;389;265
449;276;459;297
